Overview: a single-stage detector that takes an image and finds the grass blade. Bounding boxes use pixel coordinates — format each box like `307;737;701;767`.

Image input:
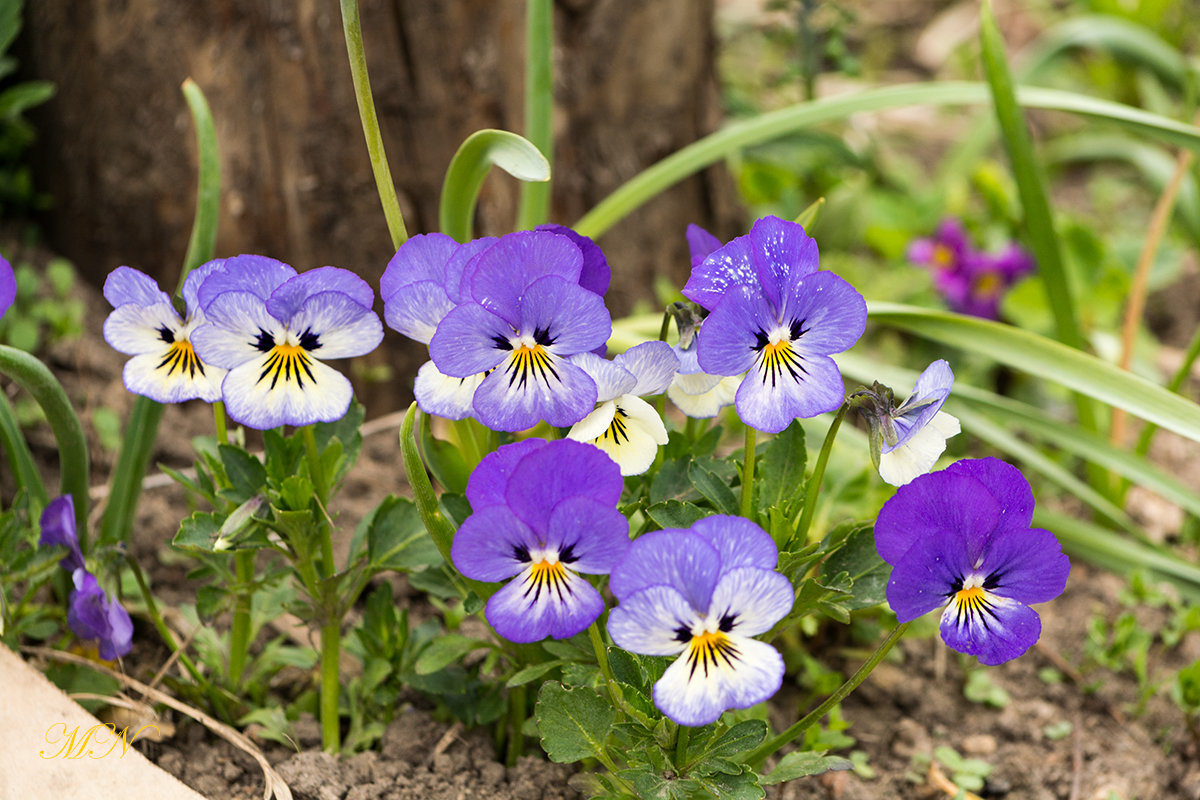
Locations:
515;0;553;230
439;129;551;243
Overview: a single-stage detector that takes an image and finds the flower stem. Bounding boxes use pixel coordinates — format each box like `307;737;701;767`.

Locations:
227;549;254;688
745;620;911;769
303;424;341;752
674;724;690;772
126;553;207;688
516;0;554;229
740;426;757;519
588;621;615;684
506;684;527;767
795;403;849;542
339;0;407;249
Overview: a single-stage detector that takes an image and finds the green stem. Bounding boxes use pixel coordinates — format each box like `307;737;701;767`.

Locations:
745;621;911;769
506;684;527;767
303;424;341;752
795;403;848;542
0;345;89;544
319;617;342;753
176;80;221;294
516;0;554;229
740;426;757;519
674;724;690;773
127;554;207;688
339;0;408;249
588;621;614;684
227;549;254;688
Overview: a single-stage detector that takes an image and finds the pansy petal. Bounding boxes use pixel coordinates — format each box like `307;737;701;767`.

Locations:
123;350;225;404
734;350;844;433
428;303;511;378
518;276;611;356
877;412;960;487
380;232;460;299
749;215;821;310
607;584;694;656
472;351;597;431
181;260;228;314
220;354;353;429
708;568;793;637
884;529;971;622
874;469;1002;565
616;340;679;397
940;593;1041;666
545;495;630;574
567;400;618;443
694;285;772;376
443;237;497;304
486;564;604;643
504;438;623;531
536;224;610;297
383;279;453;344
570;352;636;402
197;254;295;307
979;527;1070;606
413;360;483;421
465;231;583;326
103;301;183;355
465;438;550;511
268;267;375;322
683;233;763;311
608;530;720;611
667;374;739;418
39;495;82;573
886;360;954;451
946;457;1035;534
288;291;383;359
653;635;784;727
783;271;867;356
104;266;170;310
572;395;664;476
451;504;537;581
690;515;778;571
192;292;286;369
686;224;723;268
0;255;14;318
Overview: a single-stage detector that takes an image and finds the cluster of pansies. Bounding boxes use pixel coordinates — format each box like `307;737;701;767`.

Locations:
909;218;1035;320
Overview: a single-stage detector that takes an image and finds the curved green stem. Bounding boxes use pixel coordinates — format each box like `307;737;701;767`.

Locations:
516;0;553;229
0;345;88;544
745;621;911;769
794;403;848;542
740;426;757;519
177;80;221;295
340;0;408;249
0;387;47;511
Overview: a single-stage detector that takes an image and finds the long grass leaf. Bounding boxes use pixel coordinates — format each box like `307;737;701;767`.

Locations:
515;0;553;230
439;129;550;243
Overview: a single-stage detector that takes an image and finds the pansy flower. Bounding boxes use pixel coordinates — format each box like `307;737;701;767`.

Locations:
191;255;383;429
429;230;611;431
0;253;14;319
452;439;629;642
567;341;679;475
853;360;961;487
607;516;793;727
39;495;133;661
683;216;867;433
875;458;1069;665
909;220;1034;320
102;262;227;403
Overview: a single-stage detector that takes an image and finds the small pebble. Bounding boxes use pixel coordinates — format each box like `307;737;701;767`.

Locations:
962;733;997;755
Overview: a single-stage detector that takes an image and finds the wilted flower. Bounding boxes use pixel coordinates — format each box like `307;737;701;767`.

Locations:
191;256;383;429
682;216;866;433
875;458;1069;665
607;516;793;726
102;263;227;403
852;360;961;486
567;341;678;475
452;439;628;642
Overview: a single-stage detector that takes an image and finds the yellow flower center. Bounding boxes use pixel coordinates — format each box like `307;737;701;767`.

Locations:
157;339;205;379
685;630;741;679
259;343;317;390
506;343;559;390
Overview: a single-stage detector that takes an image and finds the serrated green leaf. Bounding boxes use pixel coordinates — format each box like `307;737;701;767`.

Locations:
761;751;853;785
536;682;615;764
650;458;697;504
607;647;645;687
689;766;765;799
646;500;707;530
172;512;221;553
219;444;267;501
821;525;887;610
700;720;768;762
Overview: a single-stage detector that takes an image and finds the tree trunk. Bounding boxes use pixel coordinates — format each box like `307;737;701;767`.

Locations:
23;0;734;404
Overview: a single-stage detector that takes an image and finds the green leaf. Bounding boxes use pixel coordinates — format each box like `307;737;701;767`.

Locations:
507;660;566;688
688;460;739;516
821;525;887;610
277;474;314;512
688;767;765;800
645;500;707;530
0;81;54;117
419;416;471;494
440;129;551;242
1021;14;1189;90
650;458;698;504
699;720;768;762
757;420;806;516
413;634;488;675
761;751;853;785
173;511;221;553
366;495;442;572
219;444;267;502
535;682;615;764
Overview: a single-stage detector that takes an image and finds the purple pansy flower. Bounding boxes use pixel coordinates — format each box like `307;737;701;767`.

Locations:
428;230;611;431
909;220;1034;320
452;439;629;642
68;569;134;662
0;253;14;319
875;458;1069;665
567;341;679;476
607;516;793;727
190;255;383;429
38;495;84;573
683;216;867;433
102;262;227;403
535;224;611;299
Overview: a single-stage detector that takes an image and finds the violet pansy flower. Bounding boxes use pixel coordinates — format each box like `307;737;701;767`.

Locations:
38;495;84;573
102;262;227;403
875;458;1069;665
607;516;793;727
909;220;1034;320
567;341;679;476
0;253;14;319
191;256;383;429
429;230;611;431
683;216;866;433
452;439;629;643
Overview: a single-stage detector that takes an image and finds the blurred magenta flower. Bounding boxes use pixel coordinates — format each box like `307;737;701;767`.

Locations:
875;458;1069;665
451;439;628;642
909;219;1034;320
0;253;14;319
